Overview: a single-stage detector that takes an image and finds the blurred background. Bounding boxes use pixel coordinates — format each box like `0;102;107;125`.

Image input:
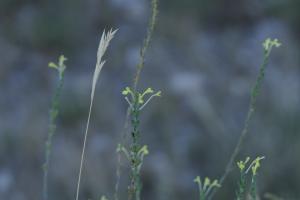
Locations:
0;0;300;199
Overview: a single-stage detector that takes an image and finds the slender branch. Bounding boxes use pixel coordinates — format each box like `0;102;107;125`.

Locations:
114;1;159;199
114;107;130;200
133;0;158;91
43;74;64;200
208;41;280;199
43;56;67;200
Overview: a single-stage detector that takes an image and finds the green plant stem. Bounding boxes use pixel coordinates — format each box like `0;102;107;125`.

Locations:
114;1;158;199
128;93;142;200
236;172;247;200
250;175;257;200
43;72;65;200
200;191;206;200
133;0;158;90
114;108;130;200
208;48;272;200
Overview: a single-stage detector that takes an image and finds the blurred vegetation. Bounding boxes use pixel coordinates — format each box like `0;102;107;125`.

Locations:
0;0;299;200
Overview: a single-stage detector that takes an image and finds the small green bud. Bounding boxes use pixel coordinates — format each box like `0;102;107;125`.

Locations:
48;62;57;69
122;90;129;95
211;179;221;187
251;156;265;175
237;157;250;171
116;144;122;153
122;87;133;96
204;177;211;188
155;91;162;97
138;145;149;156
143;88;154;96
194;176;201;184
48;55;67;79
138;94;144;104
263;38;281;51
58;55;67;66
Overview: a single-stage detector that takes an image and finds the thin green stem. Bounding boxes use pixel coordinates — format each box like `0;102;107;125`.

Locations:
128;93;142;200
250;175;257;200
43;69;65;200
209;47;274;200
200;192;206;200
133;0;158;91
114;108;130;200
236;172;247;200
114;1;159;199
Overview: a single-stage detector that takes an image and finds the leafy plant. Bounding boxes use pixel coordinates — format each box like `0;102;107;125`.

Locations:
40;1;284;199
209;38;281;199
118;87;161;200
249;156;265;200
43;55;67;200
114;1;159;200
194;176;221;200
235;156;265;200
236;157;250;200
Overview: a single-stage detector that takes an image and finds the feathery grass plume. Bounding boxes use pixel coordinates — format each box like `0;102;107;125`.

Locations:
194;176;221;200
208;38;281;200
114;1;159;200
118;87;160;200
43;55;67;200
75;29;117;200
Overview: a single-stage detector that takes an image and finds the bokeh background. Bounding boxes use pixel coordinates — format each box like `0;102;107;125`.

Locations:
0;0;300;199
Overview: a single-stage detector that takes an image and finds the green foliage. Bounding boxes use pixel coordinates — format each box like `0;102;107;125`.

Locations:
251;38;281;102
235;156;265;200
119;87;160;200
115;1;159;200
43;55;67;200
122;87;161;110
262;38;282;52
194;176;221;200
39;1;284;199
48;55;67;80
208;38;281;200
236;157;250;200
249;157;265;200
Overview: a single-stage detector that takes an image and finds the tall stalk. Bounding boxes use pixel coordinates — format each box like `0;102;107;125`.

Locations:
75;29;117;200
43;55;67;200
133;0;159;90
118;87;161;200
114;1;159;200
209;38;281;200
128;93;142;200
